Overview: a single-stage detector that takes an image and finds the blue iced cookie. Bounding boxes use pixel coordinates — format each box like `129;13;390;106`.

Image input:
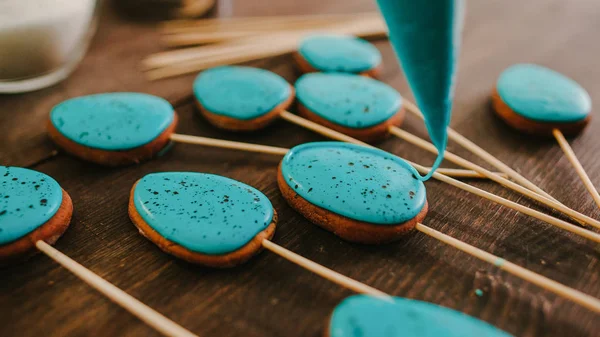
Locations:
295;73;403;142
193;66;293;131
49;92;177;166
328;295;512;337
129;172;276;267
493;64;591;136
277;142;427;244
295;35;382;76
0;166;72;262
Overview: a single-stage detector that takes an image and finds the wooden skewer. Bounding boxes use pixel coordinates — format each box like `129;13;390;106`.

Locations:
278;111;600;243
388;126;600;230
160;12;378;33
415;224;600;313
553;129;600;209
36;241;197;337
169;133;491;179
261;240;388;298
402;100;559;202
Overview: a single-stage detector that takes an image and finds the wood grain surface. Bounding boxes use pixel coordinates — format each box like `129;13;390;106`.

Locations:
1;0;600;336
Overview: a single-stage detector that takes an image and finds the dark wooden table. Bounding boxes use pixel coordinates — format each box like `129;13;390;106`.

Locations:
1;1;599;336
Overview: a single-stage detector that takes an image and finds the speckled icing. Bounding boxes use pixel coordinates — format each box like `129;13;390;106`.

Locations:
376;0;464;180
295;73;402;129
330;295;512;337
497;64;591;123
0;166;63;245
133;172;274;255
50;93;175;151
193;66;292;120
298;35;382;73
280;142;425;224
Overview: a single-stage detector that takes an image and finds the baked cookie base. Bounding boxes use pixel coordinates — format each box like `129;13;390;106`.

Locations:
0;189;73;265
292;52;382;79
195;85;295;132
277;164;428;244
297;103;404;143
491;88;590;137
48;113;179;167
128;182;276;268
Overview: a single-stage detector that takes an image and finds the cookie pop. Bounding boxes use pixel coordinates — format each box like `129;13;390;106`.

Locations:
129;171;386;295
492;64;598;208
0;166;197;337
277;142;600;312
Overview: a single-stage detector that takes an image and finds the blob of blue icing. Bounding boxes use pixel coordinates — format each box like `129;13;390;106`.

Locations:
50;93;175;151
193;66;292;120
376;0;465;180
295;73;402;129
0;166;63;245
133;172;274;255
497;64;591;123
329;295;512;337
298;35;382;73
280;142;425;225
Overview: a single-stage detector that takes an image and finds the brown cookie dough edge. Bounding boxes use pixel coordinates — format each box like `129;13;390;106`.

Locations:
195;85;295;132
297;102;404;143
128;181;276;268
292;52;382;78
491;87;590;137
0;189;73;265
277;163;427;244
47;112;179;167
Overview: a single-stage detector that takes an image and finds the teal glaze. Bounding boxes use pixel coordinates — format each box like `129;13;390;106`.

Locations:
329;295;512;337
295;73;402;129
497;64;591;123
298;35;382;73
133;172;274;255
0;166;63;245
193;66;292;120
280;142;425;224
376;0;465;180
50;93;175;151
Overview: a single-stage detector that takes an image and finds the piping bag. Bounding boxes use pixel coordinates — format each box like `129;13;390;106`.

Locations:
375;0;465;181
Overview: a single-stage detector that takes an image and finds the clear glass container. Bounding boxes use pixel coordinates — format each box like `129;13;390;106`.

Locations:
0;0;99;93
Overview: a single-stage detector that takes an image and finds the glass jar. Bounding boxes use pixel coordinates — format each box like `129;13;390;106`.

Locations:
0;0;100;93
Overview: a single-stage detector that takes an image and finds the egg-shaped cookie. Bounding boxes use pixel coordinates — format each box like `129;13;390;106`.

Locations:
0;166;72;263
193;66;294;131
294;35;382;77
492;64;591;136
48;92;178;166
327;295;512;337
277;142;427;244
129;172;276;268
295;73;403;143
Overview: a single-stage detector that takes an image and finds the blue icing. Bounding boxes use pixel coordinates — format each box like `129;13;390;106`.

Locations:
376;0;464;180
330;295;512;337
0;166;63;245
295;73;402;129
497;64;591;123
133;172;274;255
298;35;382;73
281;142;425;225
193;66;292;120
50;92;175;151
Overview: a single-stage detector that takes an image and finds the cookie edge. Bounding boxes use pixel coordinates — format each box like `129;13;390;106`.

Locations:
0;188;73;264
